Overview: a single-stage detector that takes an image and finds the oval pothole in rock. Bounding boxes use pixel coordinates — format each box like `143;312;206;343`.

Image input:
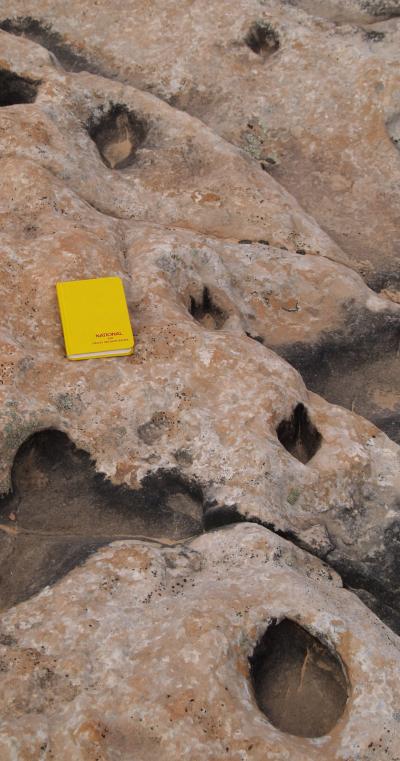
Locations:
189;286;228;329
88;104;147;170
276;403;322;464
244;22;280;57
249;619;349;737
0;68;40;107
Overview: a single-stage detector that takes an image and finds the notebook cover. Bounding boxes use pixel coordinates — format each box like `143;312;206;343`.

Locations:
56;277;134;360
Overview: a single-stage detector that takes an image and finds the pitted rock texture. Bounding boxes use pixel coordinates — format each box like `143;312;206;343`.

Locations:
0;525;399;761
0;1;399;442
0;6;400;431
0;4;400;758
1;0;400;283
0;138;400;626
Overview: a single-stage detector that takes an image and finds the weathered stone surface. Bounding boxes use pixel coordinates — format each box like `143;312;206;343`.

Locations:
1;0;400;283
0;3;400;757
0;141;399;626
1;1;399;438
0;524;400;761
0;525;399;760
0;429;205;611
0;31;345;256
121;225;400;439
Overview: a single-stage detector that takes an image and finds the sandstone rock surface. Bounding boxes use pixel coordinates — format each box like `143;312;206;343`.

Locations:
1;0;400;281
0;133;400;627
0;525;399;761
0;2;400;758
0;0;399;436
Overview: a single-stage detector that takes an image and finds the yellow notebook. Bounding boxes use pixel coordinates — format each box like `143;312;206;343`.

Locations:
56;277;134;360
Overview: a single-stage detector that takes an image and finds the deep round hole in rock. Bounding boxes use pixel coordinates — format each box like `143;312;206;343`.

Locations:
249;619;349;737
0;68;39;107
276;403;322;464
245;22;280;56
189;286;228;329
88;104;147;170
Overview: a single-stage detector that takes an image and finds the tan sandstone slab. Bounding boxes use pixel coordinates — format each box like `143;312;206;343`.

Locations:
0;524;399;760
1;0;400;284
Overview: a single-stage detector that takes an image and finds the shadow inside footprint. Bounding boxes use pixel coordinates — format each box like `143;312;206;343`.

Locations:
0;430;204;609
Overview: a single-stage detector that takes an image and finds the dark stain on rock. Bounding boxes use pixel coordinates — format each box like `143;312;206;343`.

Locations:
0;16;103;75
328;539;400;636
0;68;40;107
203;504;248;530
367;268;400;293
360;1;400;20
138;411;173;445
249;619;348;737
364;29;386;41
204;507;301;549
275;305;400;443
0;429;205;610
173;449;194;466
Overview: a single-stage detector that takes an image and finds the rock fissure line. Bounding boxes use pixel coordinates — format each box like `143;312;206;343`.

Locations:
204;505;400;633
